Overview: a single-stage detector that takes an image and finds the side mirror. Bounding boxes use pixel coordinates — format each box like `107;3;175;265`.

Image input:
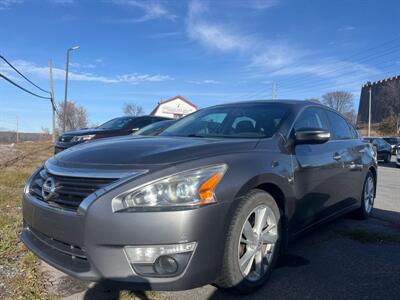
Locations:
295;128;330;145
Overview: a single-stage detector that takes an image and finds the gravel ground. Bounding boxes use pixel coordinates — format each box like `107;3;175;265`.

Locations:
37;157;400;300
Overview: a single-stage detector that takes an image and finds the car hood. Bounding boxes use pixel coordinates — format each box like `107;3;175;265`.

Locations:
51;135;258;167
62;128;116;136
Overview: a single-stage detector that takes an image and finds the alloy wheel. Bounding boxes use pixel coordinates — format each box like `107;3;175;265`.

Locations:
364;176;375;214
238;205;278;281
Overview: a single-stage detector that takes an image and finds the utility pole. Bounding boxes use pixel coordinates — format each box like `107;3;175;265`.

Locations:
16;116;19;143
272;82;277;100
63;46;80;132
49;59;56;143
367;81;372;137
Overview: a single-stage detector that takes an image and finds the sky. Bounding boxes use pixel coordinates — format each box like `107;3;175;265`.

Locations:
0;0;399;132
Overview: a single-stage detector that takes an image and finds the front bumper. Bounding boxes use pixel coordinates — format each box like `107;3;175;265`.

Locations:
21;190;229;290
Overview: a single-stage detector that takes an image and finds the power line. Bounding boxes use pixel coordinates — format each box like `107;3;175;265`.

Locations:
241;36;400;100
273;46;400;91
0;54;50;94
267;36;400;83
244;46;400;100
0;73;51;100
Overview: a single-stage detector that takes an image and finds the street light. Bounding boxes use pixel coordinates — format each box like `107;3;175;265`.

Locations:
63;45;80;132
366;81;372;137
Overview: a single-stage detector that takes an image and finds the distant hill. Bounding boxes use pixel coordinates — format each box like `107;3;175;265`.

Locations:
0;131;51;143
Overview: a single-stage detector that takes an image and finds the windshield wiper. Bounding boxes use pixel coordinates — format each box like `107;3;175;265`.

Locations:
186;134;206;138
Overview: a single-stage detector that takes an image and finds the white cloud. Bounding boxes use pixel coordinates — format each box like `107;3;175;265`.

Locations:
338;25;356;31
69;62;96;69
52;0;74;4
188;79;220;85
147;31;180;39
113;0;176;22
185;0;378;88
186;0;300;69
187;1;250;53
0;60;172;84
247;0;279;9
0;0;22;10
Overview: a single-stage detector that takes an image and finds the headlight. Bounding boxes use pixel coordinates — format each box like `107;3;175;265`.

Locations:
70;134;95;142
112;164;227;212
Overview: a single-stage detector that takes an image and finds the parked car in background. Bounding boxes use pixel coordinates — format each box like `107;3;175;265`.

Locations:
396;145;400;168
382;137;400;154
22;100;377;294
55;116;170;153
132;119;176;137
363;137;392;163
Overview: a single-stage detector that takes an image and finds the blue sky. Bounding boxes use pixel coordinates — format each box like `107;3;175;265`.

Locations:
0;0;399;132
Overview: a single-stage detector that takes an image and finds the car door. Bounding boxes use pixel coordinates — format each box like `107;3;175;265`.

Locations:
291;107;343;229
324;110;362;209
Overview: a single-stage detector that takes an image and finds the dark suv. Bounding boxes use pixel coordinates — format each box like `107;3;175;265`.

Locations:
22;100;376;294
55;116;169;153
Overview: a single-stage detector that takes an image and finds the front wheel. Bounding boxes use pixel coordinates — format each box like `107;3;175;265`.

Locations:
216;189;281;294
353;172;375;219
384;153;391;163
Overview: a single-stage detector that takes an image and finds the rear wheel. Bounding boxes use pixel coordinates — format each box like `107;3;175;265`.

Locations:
384;153;391;163
216;189;281;294
353;171;375;219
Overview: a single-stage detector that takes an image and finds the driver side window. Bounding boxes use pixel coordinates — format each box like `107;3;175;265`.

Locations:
294;108;330;132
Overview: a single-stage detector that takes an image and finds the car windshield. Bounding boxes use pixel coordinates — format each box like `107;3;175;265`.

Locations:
97;117;135;130
383;138;398;144
161;104;289;139
133;120;175;136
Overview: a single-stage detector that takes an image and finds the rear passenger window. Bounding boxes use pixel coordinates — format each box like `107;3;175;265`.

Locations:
294;108;330;131
325;111;353;140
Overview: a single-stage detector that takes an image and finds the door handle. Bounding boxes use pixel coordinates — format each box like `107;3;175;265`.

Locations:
333;153;342;160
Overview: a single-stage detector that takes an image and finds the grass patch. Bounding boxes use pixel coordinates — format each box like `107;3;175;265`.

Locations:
336;229;400;244
0;142;52;299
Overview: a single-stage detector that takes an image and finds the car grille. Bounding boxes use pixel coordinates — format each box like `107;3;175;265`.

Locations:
29;169;117;211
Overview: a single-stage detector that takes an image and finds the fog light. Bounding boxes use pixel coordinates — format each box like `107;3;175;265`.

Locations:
124;242;196;264
154;256;178;275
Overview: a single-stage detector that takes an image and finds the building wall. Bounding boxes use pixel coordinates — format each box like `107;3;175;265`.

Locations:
153;98;197;119
357;75;400;130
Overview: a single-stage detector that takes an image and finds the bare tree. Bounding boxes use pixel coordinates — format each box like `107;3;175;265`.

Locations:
322;91;354;114
123;103;144;116
343;110;357;125
57;100;89;131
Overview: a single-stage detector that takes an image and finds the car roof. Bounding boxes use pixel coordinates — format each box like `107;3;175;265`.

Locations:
211;99;324;108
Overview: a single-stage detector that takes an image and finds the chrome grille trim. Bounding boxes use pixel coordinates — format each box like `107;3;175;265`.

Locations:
30;170;118;211
26;163;148;214
45;160;148;179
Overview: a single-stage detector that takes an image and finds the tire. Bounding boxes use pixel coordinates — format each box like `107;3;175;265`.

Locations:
353;171;375;220
215;189;281;294
384;153;391;163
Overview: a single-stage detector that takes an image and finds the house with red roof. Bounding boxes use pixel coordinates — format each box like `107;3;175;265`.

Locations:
150;96;198;119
